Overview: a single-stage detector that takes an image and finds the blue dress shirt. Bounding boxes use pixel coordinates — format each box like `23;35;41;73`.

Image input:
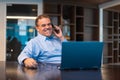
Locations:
18;33;67;65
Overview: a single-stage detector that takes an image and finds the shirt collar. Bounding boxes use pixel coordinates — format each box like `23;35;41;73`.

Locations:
38;33;54;41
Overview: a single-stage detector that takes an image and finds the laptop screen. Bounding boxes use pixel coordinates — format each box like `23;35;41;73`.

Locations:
61;41;104;70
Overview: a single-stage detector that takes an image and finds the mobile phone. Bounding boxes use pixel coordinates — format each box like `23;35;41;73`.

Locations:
52;24;60;34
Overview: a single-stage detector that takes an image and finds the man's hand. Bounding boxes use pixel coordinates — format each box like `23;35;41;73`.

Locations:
23;58;38;69
53;25;65;41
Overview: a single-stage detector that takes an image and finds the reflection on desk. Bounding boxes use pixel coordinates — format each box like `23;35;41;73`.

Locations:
0;62;5;80
17;63;61;80
0;61;120;80
61;70;101;80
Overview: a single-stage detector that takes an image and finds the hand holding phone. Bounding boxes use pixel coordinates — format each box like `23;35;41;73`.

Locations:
52;24;65;41
52;24;60;34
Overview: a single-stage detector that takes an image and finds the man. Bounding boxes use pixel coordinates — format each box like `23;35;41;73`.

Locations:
18;14;67;68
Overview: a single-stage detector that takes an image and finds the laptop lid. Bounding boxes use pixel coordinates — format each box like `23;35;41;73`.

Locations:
61;41;104;70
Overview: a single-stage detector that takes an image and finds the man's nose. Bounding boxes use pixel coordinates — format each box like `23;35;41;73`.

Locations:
45;24;51;28
45;25;50;28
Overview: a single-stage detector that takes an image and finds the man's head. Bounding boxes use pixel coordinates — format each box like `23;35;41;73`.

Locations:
35;14;53;37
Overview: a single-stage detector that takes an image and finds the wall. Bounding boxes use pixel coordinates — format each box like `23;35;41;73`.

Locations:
0;2;6;61
0;0;43;61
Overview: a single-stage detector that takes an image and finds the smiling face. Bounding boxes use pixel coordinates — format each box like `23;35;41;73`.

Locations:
36;17;53;37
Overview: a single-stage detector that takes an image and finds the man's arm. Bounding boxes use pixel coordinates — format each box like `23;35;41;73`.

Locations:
17;41;38;68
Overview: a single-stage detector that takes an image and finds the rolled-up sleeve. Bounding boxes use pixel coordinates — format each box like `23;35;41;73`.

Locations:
62;39;68;42
17;41;33;65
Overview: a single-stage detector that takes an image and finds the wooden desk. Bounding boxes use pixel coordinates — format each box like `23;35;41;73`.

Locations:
0;61;120;80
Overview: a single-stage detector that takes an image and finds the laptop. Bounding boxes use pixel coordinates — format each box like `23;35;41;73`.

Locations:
60;41;104;70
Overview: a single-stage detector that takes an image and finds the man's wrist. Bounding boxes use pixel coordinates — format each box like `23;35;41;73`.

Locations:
59;36;65;41
22;58;27;65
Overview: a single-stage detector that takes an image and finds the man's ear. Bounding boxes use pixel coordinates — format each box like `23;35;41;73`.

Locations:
35;26;39;31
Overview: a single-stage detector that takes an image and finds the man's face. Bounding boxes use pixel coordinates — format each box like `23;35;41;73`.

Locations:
36;18;53;37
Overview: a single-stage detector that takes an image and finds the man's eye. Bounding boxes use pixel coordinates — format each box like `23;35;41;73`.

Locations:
48;23;52;26
41;24;46;27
